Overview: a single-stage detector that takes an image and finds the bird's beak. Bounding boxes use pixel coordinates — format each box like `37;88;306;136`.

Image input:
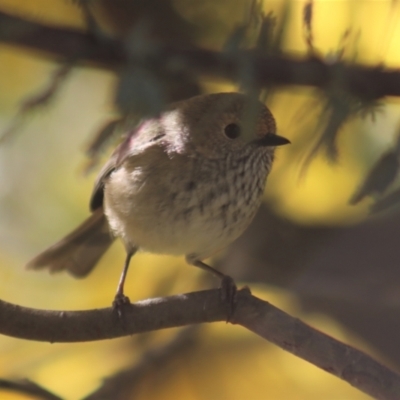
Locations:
254;133;291;147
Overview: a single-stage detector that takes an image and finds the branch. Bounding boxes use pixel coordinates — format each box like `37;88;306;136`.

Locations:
0;289;224;342
1;10;400;99
0;288;399;399
234;293;400;400
0;10;125;66
83;327;197;400
0;378;63;400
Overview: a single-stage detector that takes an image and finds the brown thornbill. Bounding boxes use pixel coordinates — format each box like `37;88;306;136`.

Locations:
27;92;290;308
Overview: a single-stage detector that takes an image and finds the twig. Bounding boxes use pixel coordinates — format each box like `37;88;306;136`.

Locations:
83;327;197;400
0;378;63;400
0;62;73;142
0;288;399;399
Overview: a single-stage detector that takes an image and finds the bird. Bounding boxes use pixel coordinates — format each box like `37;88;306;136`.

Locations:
27;92;290;308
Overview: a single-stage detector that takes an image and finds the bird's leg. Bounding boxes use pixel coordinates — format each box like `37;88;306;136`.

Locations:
112;248;137;312
186;256;237;320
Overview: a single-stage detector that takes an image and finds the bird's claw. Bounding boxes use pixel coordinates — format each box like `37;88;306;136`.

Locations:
112;292;131;317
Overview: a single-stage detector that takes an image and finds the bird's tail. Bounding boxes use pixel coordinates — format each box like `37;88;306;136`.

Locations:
27;208;114;277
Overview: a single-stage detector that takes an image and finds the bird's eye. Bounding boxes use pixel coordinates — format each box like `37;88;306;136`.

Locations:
224;123;241;139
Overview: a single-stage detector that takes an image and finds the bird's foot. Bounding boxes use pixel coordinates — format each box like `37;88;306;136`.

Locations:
112;292;131;318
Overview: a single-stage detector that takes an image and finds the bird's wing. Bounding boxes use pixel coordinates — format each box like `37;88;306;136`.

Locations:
89;151;118;211
89;123;167;211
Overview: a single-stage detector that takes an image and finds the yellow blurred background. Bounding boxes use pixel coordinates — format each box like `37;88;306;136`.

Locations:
0;0;398;399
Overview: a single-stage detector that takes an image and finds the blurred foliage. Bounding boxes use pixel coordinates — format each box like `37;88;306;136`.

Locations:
0;0;400;399
0;63;74;143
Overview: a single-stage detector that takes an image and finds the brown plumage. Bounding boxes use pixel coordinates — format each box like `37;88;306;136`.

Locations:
27;208;112;277
27;93;289;304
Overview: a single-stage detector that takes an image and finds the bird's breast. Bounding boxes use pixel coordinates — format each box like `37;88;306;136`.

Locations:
103;151;271;259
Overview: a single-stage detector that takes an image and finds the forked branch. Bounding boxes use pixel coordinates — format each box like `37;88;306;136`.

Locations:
0;288;398;399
